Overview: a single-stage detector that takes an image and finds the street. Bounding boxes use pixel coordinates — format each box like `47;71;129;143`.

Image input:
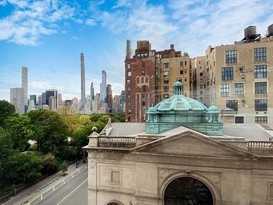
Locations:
37;167;88;205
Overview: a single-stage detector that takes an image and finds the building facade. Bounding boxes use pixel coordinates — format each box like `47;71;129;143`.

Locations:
204;25;273;127
100;70;107;103
84;82;273;205
22;67;28;108
125;41;191;122
10;88;24;114
80;53;86;110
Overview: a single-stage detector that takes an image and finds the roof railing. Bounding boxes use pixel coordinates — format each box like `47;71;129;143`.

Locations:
98;137;136;148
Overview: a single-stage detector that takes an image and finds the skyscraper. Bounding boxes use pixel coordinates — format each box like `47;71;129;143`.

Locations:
80;53;86;109
22;67;28;107
100;70;107;103
90;82;94;100
106;84;113;112
10;88;24;114
44;89;58;109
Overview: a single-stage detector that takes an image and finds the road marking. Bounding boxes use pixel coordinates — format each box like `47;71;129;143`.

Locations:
56;179;87;205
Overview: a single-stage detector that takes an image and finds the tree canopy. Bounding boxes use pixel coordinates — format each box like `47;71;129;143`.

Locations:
0;100;15;126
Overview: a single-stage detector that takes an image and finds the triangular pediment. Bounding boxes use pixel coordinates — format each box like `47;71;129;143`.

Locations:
132;130;256;158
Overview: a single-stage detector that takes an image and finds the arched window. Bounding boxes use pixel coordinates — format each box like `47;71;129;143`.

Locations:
164;177;213;205
145;76;149;83
136;76;140;84
107;201;123;205
141;76;144;83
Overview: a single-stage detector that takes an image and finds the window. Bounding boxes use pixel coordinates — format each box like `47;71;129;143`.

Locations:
128;87;130;91
180;70;183;75
143;85;147;92
185;61;187;65
255;82;267;94
220;84;229;97
235;116;244;123
226;100;238;111
136;77;140;83
234;83;244;96
254;65;267;79
226;50;237;64
164;94;169;98
164;86;169;92
239;66;245;73
145;76;149;83
254;47;266;62
128;71;131;77
255;99;267;111
142;101;145;106
142;70;145;75
128;64;130;69
164;78;169;84
163;71;169;77
255;116;268;124
180;61;183;67
111;170;121;184
142;94;145;98
200;72;203;77
127;79;130;85
163;63;169;69
222;67;233;80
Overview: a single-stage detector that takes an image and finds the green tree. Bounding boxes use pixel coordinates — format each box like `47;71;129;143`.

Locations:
28;109;69;155
41;153;59;175
4;152;43;184
0;128;18;185
0;100;15;127
4;115;32;151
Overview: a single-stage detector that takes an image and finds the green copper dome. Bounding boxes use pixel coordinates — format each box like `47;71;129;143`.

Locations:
153;81;207;111
146;81;223;136
208;104;219;113
154;95;207;111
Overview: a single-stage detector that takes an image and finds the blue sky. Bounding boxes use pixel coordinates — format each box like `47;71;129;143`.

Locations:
0;0;272;102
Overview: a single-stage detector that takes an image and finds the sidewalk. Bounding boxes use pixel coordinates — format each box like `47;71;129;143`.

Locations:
3;162;87;205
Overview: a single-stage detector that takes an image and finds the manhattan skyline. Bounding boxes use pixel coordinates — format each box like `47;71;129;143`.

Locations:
0;0;272;101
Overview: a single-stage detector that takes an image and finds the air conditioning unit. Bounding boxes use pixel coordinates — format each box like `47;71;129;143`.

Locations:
264;112;267;114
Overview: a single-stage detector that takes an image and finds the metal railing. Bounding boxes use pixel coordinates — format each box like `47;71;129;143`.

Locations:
98;137;136;148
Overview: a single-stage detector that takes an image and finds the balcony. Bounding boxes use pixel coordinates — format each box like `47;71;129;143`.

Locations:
247;141;273;150
98;136;136;148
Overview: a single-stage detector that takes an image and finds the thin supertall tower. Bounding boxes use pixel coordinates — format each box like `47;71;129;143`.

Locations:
80;53;86;109
22;67;28;107
100;70;107;102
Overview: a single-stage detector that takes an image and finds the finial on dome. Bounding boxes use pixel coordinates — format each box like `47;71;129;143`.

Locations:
173;81;184;95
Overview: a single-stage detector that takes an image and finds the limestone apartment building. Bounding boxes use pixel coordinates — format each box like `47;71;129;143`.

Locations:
203;25;273;127
125;41;191;122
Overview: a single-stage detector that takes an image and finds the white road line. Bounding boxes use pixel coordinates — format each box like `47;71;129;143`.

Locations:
56;179;87;205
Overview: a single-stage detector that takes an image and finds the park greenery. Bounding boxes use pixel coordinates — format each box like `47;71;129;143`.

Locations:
0;100;125;197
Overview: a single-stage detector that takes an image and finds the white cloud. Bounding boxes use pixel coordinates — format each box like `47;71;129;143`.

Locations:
86;18;96;26
90;0;177;49
167;0;273;56
0;0;76;45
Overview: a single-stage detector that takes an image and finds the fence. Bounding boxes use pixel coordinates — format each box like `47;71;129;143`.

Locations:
98;136;136;148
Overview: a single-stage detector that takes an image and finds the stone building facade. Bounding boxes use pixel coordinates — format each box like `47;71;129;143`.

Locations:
204;25;273;127
84;82;273;205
